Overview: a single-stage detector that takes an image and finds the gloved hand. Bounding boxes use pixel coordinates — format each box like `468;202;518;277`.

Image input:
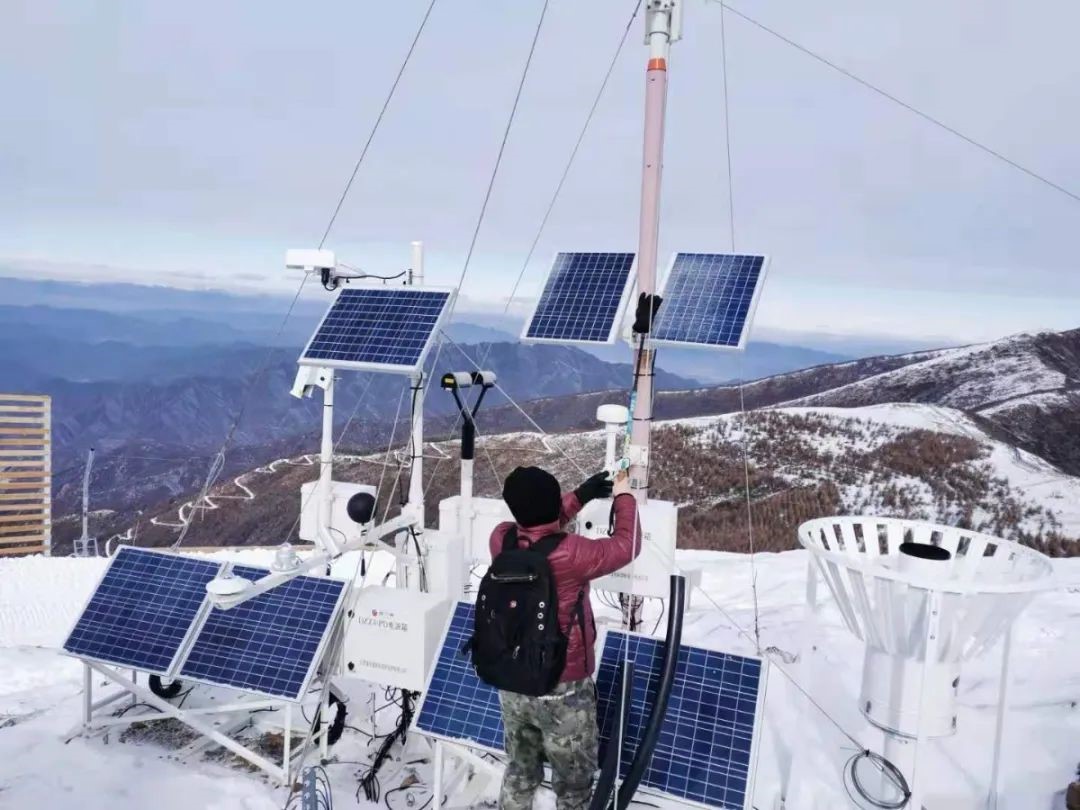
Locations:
632;292;664;334
574;471;613;504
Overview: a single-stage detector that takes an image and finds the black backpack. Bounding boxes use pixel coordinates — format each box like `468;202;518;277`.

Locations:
466;526;586;696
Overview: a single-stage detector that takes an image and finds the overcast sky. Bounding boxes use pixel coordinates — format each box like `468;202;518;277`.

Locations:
3;0;1079;342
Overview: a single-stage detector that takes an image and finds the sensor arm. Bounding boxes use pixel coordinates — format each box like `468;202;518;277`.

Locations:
207;512;420;609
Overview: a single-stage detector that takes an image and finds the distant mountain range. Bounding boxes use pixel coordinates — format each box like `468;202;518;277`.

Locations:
0;277;913;519
36;311;1080;559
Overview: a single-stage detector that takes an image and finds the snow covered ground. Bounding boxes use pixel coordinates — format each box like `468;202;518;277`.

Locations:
1;547;1078;809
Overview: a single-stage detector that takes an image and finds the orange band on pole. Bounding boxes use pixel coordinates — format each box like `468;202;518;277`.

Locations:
647;58;667;71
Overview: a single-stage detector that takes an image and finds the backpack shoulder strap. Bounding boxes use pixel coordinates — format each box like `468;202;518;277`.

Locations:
529;531;567;557
500;525;519;554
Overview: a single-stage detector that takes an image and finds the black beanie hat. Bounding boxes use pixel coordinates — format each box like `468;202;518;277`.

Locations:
502;466;561;528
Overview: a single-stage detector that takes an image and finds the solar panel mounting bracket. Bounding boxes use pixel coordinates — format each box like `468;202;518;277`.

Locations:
291;365;333;400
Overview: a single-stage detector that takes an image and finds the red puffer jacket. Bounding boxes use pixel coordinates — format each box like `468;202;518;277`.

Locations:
488;491;642;682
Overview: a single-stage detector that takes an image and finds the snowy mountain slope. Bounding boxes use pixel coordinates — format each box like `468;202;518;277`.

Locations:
1;549;1077;809
776;329;1080;477
652;403;1080;554
781;331;1073;411
88;402;1080;557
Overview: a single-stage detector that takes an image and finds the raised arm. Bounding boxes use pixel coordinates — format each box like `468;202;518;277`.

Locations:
562;471;613;527
564;487;643;581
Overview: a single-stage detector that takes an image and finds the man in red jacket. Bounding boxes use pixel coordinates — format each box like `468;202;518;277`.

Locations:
491;466;642;810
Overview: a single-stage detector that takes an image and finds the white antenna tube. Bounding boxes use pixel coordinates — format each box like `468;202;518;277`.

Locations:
405;241;427;590
317;373;340;556
81;447;94;542
628;1;678;502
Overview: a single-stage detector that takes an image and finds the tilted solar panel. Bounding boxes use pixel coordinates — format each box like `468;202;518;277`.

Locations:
63;547;222;675
180;565;348;701
522;252;636;345
651;253;767;350
414;602;765;809
299;286;453;373
414;601;505;752
595;631;764;809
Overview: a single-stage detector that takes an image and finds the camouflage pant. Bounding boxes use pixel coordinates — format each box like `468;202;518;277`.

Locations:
498;678;598;810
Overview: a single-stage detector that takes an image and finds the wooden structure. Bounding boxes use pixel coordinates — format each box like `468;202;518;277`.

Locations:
0;394;51;556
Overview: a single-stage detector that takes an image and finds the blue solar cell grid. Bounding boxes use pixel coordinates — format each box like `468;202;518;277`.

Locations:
596;632;763;809
180;565;347;701
300;287;452;372
63;547;222;674
652;253;767;350
415;603;764;809
414;601;504;752
523;252;636;345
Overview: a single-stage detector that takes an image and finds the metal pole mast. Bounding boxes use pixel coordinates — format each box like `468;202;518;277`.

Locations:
628;1;681;501
77;447;95;556
81;448;94;538
405;240;427;591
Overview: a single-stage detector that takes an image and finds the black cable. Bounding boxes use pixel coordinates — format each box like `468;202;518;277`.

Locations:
336;264;408;283
844;750;911;809
718;2;736;250
358;691;419;803
501;0;644;311
318;0;440;248
616;575;686;808
148;675;184;700
384;784;432;810
308;693;348;747
589;661;634;810
112;701;157;718
449;0;549;297
650;598;665;636
720;2;1080;207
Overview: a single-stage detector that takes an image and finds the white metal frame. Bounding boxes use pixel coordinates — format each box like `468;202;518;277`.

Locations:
65;549;352;781
799;516;1056;597
647;252;771;352
297;285;458;374
519;251;639;347
75;658;335;784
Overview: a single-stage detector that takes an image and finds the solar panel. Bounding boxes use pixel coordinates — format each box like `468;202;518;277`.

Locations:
63;547;222;675
651;253;768;351
180;565;348;701
414;603;765;809
596;631;764;809
414;601;504;752
299;286;454;373
522;252;636;345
